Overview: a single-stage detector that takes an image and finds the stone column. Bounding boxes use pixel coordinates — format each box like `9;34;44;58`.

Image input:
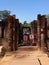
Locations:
0;22;2;45
44;18;47;48
6;16;13;51
37;14;41;47
41;15;46;47
12;19;19;50
19;23;23;44
16;19;19;44
1;21;5;38
33;20;37;46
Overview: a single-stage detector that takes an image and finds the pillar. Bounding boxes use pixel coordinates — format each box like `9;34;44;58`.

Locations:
37;14;41;47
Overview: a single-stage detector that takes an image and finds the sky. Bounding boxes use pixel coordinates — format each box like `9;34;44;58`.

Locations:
0;0;49;23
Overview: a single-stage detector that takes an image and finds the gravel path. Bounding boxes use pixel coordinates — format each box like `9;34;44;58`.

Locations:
0;46;49;65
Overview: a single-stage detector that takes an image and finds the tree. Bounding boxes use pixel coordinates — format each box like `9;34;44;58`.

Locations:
46;14;49;22
24;21;27;25
22;21;31;27
0;10;10;21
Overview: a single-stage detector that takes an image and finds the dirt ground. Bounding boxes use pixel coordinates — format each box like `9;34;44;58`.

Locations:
0;46;49;65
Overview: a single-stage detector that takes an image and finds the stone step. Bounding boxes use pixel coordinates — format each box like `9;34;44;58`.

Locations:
18;46;39;51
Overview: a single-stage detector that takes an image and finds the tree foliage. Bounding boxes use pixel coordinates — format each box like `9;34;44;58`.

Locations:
22;21;31;27
0;10;10;21
46;14;49;22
